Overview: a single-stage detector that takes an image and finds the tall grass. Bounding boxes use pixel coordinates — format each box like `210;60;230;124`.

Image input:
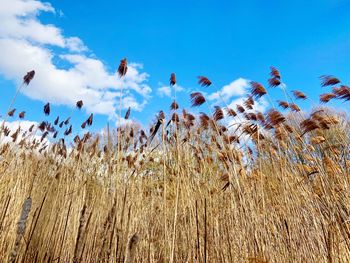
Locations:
0;67;350;262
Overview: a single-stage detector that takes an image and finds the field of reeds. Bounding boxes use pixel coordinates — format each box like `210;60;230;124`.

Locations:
1;63;350;262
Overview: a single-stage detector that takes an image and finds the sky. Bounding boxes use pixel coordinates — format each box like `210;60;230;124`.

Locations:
0;0;350;137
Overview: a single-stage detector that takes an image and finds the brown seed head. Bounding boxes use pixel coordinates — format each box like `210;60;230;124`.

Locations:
199;112;210;128
292;90;307;100
54;116;59;125
244;112;257;121
125;107;131;119
87;114;93;126
171;112;180;123
250;81;267;98
118;58;128;77
198;76;212;87
76;100;83;109
300;119;320;136
320;75;340;87
190;92;206;107
278;100;289;109
256;111;265;123
74;135;81;144
64;125;72;136
268;77;281;87
267;110;285;126
213;106;224;121
23;70;35;85
225;107;237;117
38;121;47;132
44;102;50;116
170;100;179;110
19;111;25;119
186;113;195;121
244;96;254;109
290;103;301;112
170;73;176;86
270;66;281;79
7;109;16;117
320;93;336;103
81;121;87;129
64;117;71;125
333;85;350;101
41;131;49;142
236;105;245;113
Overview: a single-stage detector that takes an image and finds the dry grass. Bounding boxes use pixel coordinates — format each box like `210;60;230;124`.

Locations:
0;68;350;262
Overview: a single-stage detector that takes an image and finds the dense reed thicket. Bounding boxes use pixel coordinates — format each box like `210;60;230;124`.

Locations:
0;65;350;262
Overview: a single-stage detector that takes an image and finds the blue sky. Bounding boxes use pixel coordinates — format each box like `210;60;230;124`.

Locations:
0;0;350;136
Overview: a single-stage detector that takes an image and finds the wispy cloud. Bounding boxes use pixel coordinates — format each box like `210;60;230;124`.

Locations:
157;86;171;97
157;84;184;98
0;0;151;120
207;78;249;102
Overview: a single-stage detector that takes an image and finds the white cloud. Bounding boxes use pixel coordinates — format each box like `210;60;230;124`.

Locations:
0;0;64;47
65;37;88;52
157;86;171;97
207;78;249;102
0;0;151;120
157;84;184;98
0;0;54;17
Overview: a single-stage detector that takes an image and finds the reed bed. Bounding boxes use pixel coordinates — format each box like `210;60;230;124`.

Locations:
0;66;350;262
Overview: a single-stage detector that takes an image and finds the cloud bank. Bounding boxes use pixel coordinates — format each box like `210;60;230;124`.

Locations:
0;0;152;119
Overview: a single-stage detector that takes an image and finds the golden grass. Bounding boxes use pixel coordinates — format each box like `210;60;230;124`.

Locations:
0;68;350;262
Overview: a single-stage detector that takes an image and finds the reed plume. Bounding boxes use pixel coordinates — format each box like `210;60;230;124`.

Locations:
266;109;285;126
76;100;84;109
320;75;340;87
332;85;350;101
270;66;281;79
198;76;212;87
125;107;131;119
191;92;206;107
170;73;176;86
278;100;289;109
292;90;307;100
170;100;179;110
7;109;16;117
18;111;25;119
23;70;35;85
290;103;301;112
118;58;128;77
236;105;245;113
250;81;267;98
225;107;237;117
44;103;50;116
320;93;336;103
87;114;93;126
268;78;281;87
213;106;224;121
